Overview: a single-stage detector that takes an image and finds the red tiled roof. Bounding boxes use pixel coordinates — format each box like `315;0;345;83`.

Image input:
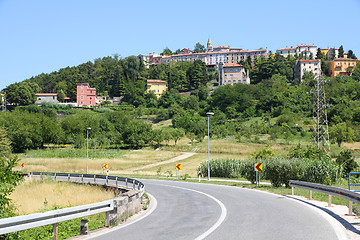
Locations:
299;60;320;62
333;58;358;61
223;63;243;68
147;79;167;83
35;93;58;96
297;45;316;48
277;47;296;51
213;46;230;49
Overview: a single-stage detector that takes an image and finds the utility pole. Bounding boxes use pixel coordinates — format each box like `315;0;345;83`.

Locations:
312;76;330;155
2;93;6;112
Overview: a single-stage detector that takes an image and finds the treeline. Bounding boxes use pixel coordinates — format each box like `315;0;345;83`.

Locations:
3;56;214;106
1;62;360;152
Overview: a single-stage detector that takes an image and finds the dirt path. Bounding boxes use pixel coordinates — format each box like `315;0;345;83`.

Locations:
128;152;197;171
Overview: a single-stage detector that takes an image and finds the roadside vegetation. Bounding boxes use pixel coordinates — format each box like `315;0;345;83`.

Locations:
1;49;360;237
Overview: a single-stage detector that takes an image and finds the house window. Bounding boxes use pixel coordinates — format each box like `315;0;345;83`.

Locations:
81;90;83;94
90;101;92;105
81;85;83;88
81;96;83;100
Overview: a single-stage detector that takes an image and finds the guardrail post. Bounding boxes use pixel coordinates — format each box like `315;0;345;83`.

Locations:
106;175;108;185
133;180;135;190
348;201;353;216
52;223;58;240
105;212;110;228
309;190;312;200
116;177;118;188
54;173;57;181
126;178;128;188
68;173;70;181
94;175;96;183
328;195;332;207
291;186;294;195
81;174;83;183
80;219;89;235
40;172;43;179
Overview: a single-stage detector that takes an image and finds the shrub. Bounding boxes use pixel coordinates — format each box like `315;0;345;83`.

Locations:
198;156;343;187
198;159;244;179
336;149;358;177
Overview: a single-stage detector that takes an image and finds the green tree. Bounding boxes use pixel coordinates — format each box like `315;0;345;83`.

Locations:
352;62;360;81
151;129;164;146
161;47;172;56
347;50;357;59
330;122;355;147
4;82;40;106
171;128;185;145
0;129;22;219
316;48;322;59
338;45;344;58
193;42;206;53
0;128;12;159
336;149;358;177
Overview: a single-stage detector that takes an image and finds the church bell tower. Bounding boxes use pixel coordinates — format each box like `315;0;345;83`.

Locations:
207;37;213;52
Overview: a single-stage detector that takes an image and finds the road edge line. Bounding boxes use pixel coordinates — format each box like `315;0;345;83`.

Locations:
81;192;158;239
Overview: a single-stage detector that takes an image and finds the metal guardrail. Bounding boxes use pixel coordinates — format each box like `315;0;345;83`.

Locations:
0;172;145;238
0;200;113;235
289;180;360;215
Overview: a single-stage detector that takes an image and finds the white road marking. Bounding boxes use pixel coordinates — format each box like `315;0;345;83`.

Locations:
158;183;227;240
82;192;158;239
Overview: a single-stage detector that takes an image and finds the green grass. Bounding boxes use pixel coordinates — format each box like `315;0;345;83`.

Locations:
21;148;128;159
11;213;106;240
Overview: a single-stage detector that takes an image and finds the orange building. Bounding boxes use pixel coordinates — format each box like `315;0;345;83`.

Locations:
329;58;358;78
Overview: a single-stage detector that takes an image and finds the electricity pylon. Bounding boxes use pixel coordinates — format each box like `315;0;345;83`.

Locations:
312;76;331;155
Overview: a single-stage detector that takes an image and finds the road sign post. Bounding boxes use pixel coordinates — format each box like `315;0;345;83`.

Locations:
21;163;25;172
103;164;109;175
198;171;201;182
175;164;181;180
254;163;263;186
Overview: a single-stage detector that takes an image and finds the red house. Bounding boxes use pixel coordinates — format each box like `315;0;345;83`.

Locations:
77;83;96;106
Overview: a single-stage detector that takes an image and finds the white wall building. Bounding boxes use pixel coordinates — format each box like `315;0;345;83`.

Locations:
294;59;321;82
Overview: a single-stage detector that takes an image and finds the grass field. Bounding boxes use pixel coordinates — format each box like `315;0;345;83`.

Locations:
10;178;116;215
15;132;360;178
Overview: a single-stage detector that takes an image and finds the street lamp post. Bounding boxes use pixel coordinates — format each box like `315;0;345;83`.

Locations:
206;112;214;181
86;127;91;174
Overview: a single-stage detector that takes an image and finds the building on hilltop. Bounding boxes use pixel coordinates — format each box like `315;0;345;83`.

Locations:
138;38;268;69
294;59;321;82
147;79;168;98
218;63;250;86
276;47;297;57
77;83;97;106
35;93;59;105
179;48;193;54
276;44;317;59
329;58;359;78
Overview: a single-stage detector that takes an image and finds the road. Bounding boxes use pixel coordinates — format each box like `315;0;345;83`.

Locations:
88;179;345;240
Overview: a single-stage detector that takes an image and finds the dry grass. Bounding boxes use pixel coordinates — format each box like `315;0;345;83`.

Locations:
16;150;182;174
10;178;116;215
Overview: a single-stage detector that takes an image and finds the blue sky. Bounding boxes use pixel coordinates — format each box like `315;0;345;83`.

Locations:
1;0;359;90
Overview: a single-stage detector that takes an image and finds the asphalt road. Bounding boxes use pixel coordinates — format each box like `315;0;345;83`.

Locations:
89;179;344;240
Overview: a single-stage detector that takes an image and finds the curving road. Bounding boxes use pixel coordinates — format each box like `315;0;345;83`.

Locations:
89;179;346;240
